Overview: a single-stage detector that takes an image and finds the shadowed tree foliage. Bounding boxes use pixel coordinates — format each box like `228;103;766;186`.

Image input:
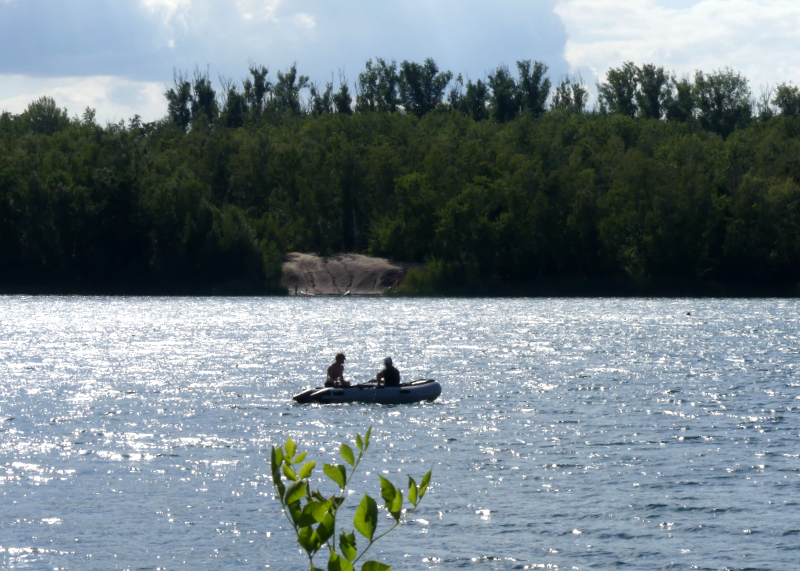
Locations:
165;68;218;129
773;84;800;117
635;64;671;120
190;68;218;123
165;71;193;130
517;60;551;116
449;75;490;121
488;65;519;123
693;68;752;138
19;96;71;135
245;64;272;119
665;76;696;122
272;65;310;116
356;58;399;113
598;62;639;117
309;80;334;116
333;73;354;115
5;58;800;296
399;58;453;117
551;75;588;114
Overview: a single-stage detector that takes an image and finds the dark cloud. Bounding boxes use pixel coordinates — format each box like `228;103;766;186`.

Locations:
0;0;569;86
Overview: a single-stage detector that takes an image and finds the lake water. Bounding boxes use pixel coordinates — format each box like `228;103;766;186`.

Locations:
1;297;799;570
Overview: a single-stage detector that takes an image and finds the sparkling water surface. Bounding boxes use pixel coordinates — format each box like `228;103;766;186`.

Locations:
1;297;799;570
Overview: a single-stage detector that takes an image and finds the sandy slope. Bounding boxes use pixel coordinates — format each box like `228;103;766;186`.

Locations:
281;253;413;296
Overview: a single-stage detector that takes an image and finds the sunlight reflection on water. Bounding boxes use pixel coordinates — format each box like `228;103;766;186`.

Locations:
1;297;800;569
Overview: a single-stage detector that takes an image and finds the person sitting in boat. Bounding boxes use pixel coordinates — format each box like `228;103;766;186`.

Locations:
326;353;351;388
371;357;400;387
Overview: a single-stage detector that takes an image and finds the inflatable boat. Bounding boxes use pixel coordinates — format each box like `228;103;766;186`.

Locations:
293;379;441;405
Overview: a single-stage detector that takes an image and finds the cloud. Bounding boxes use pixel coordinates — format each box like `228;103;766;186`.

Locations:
0;75;165;124
141;0;192;24
0;0;568;121
556;0;800;91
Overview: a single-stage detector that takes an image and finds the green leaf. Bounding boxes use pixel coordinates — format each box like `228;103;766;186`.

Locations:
364;426;372;449
361;561;391;571
378;475;398;505
340;443;355;466
328;552;355;571
378;476;402;520
389;490;403;521
294;450;307;465
285;480;307;505
324;463;347;488
282;463;298;481
275;480;286;503
286;438;297;460
306;500;331;523
298;501;328;527
317;512;336;544
298;461;316;480
407;476;418;506
298;525;321;554
270;446;284;476
339;531;357;562
419;470;432;498
355;433;364;452
353;494;378;541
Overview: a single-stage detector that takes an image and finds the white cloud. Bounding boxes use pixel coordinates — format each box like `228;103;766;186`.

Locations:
235;0;282;21
556;0;800;91
293;12;316;30
140;0;192;25
0;75;165;124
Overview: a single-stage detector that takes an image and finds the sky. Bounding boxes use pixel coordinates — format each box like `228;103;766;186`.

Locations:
1;0;799;123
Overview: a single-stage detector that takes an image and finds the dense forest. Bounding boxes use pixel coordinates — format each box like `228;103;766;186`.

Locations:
3;58;800;295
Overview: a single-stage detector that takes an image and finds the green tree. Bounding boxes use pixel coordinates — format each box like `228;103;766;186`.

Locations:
665;76;695;122
693;67;752;137
310;81;335;116
165;71;193;130
356;59;399;113
398;58;453;117
449;76;490;121
190;67;218;123
635;64;671;120
20;96;70;135
272;64;310;116
333;74;354;115
551;75;588;114
517;60;551;116
488;65;519;122
598;62;638;117
244;64;272;120
772;83;800;117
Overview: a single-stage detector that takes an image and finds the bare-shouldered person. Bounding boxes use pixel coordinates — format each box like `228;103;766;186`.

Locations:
326;353;350;387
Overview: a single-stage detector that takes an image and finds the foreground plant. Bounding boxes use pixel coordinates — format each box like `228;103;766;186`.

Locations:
270;426;432;571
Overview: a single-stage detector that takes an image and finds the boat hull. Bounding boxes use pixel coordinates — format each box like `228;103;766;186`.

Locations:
293;379;441;405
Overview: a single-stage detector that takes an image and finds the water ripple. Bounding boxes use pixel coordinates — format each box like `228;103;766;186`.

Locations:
1;297;799;569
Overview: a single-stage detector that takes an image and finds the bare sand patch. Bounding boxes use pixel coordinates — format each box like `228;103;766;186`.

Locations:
281;253;416;296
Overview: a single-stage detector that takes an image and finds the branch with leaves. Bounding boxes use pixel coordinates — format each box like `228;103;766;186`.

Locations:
270;426;432;571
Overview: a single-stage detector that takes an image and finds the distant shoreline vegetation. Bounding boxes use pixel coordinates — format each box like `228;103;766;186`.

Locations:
3;58;800;297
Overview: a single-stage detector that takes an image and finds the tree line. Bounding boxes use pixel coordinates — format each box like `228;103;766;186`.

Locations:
2;58;800;295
